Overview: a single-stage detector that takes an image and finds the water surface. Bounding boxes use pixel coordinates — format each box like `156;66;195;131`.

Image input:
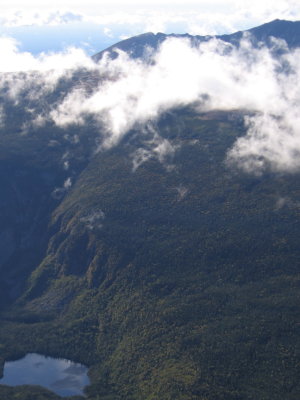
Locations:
0;353;90;397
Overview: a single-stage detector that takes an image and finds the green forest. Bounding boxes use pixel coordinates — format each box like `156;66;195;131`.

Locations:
0;104;299;399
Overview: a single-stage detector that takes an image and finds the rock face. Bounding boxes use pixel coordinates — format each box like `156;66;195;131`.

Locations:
0;20;299;400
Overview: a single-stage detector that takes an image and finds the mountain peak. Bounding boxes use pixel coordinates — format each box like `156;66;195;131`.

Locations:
94;19;300;62
244;18;300;47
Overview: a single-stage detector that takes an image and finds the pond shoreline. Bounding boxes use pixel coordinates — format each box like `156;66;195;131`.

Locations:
0;353;90;397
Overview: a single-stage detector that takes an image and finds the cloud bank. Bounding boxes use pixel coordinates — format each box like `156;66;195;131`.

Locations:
0;36;94;73
1;33;300;174
1;1;299;37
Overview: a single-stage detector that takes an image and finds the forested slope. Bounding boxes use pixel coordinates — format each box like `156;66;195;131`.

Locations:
0;108;299;399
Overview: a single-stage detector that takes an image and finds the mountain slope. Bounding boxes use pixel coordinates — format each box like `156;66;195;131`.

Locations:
0;21;299;400
94;19;300;61
0;109;299;400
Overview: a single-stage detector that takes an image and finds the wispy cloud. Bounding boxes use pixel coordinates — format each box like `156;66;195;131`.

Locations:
0;1;299;36
0;37;93;73
80;209;105;230
275;196;300;210
0;10;82;27
1;31;300;174
0;105;5;128
131;124;177;171
49;35;300;174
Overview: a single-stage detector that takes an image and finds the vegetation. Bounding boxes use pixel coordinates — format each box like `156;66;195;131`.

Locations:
0;106;299;399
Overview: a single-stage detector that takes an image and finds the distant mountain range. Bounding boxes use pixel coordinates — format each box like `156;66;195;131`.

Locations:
0;19;299;400
94;19;300;61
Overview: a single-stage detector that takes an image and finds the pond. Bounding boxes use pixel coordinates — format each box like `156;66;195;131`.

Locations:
0;353;90;397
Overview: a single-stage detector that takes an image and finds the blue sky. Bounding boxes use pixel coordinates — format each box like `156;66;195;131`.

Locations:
0;0;298;55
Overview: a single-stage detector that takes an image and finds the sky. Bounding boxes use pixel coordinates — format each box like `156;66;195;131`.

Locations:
0;0;299;54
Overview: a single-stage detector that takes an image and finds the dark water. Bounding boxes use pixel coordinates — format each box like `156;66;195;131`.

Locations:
0;353;90;397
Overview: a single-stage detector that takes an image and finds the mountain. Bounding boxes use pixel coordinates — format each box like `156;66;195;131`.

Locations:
0;20;299;400
94;19;300;61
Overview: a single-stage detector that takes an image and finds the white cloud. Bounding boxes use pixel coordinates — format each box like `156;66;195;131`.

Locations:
80;209;105;230
50;38;263;136
0;1;299;36
227;113;300;173
130;125;177;171
103;27;114;38
47;35;300;173
132;148;152;171
0;10;82;27
2;28;300;174
175;185;188;201
0;36;94;119
0;105;5;128
0;37;93;73
64;177;72;189
76;1;300;37
275;196;300;210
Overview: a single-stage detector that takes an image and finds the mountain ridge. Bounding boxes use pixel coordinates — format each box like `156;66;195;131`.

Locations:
0;20;299;400
94;19;300;61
